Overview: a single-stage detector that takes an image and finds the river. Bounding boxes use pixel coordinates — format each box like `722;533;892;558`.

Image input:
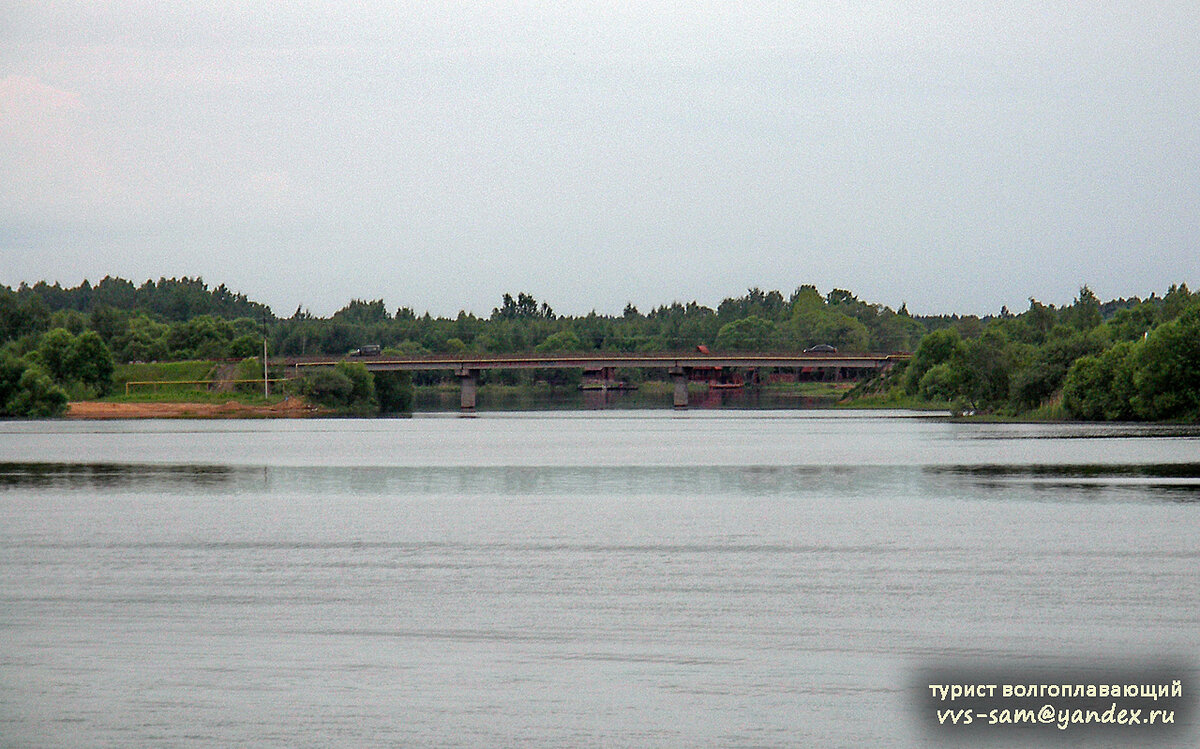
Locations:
1;411;1197;747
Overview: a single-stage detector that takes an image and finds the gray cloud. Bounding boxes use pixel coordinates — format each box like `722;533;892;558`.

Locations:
2;1;1197;316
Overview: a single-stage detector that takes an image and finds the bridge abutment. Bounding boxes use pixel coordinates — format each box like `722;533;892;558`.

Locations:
457;367;479;410
669;366;690;408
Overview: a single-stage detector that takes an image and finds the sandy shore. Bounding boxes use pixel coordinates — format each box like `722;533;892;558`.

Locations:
67;398;323;419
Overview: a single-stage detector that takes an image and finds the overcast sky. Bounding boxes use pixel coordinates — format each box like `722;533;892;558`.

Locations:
2;1;1197;317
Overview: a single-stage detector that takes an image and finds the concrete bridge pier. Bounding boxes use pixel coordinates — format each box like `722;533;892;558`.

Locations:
456;367;479;410
669;366;690;408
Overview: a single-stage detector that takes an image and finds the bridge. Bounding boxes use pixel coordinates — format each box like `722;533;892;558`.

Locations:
291;352;908;409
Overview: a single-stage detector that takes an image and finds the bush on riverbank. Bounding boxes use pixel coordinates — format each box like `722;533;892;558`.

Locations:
233;357;264;393
296;362;412;415
32;328;115;399
0;354;68;417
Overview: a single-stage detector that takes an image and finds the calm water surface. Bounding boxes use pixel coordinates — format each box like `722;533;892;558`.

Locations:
1;411;1198;747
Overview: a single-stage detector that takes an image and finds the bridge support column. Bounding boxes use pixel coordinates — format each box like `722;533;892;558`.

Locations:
457;368;479;411
669;366;689;408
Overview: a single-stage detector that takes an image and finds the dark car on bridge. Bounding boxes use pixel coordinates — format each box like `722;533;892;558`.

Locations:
804;344;837;353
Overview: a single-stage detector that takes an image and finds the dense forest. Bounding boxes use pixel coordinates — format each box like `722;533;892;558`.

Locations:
0;276;1197;421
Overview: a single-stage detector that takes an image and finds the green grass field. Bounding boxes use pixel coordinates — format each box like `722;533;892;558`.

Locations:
108;361;290;404
113;361;216;390
103;390;290;405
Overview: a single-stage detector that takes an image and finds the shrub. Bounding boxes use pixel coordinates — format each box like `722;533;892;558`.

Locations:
374;370;413;414
300;367;354;407
0;355;67;417
234;357;264;393
299;362;378;414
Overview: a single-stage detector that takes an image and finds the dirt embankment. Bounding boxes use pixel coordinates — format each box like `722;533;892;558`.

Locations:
67;398;324;419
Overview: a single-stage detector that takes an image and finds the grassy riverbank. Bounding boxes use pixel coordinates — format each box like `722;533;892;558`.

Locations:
102;390;291;406
113;361;216;392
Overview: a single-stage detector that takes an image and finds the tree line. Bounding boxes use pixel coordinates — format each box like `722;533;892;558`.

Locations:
862;284;1199;421
1;276;1197;421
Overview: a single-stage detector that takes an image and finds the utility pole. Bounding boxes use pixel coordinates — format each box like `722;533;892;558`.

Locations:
262;310;270;398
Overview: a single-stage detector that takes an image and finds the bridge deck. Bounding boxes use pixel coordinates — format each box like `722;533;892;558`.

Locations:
292;352;907;372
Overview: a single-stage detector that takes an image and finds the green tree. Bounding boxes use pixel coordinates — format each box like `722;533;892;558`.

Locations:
904;328;966;394
111;315;169;362
535;330;582;352
718;288;787;321
9;367;68;416
374;370;414;414
811;312;870;352
1068;285;1102;331
1161;283;1194;322
36;328;77;383
492;293;554;320
1105;304;1158;342
0;290;50;341
69;331;114;395
91;276;137;309
1062;342;1138;421
392;339;432;356
300;367;355;407
335;361;377;414
918;362;967;402
50;309;87;334
0;355;67;417
789;285;824;315
1009;327;1103;410
88;304;128;344
166;315;233;359
332;299;390;325
961;328;1011;408
31;328;114;397
870;311;926;351
715;315;778;351
229;333;260;359
1130;308;1200;420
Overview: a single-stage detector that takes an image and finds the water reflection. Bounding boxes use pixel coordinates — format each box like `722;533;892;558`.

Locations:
4;461;1198;503
0;462;239;490
934;463;1200;478
414;386;843;411
966;423;1200;439
929;464;1200;502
